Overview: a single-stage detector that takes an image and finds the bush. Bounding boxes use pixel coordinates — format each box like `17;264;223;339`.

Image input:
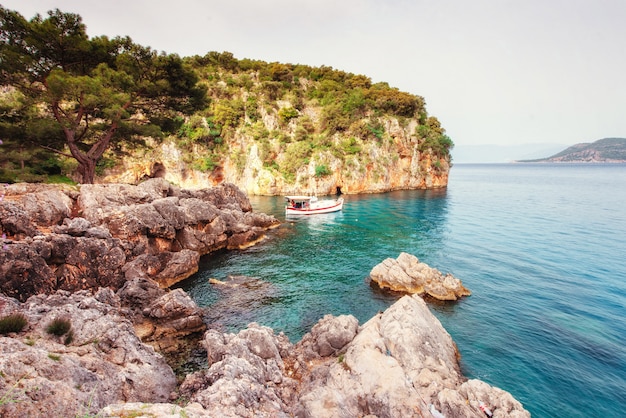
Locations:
46;317;71;336
0;313;28;334
315;164;332;177
280;141;312;180
278;106;299;124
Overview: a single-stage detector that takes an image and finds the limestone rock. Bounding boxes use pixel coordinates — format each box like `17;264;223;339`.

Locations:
0;179;279;301
100;402;210;418
295;295;529;418
370;252;471;300
0;289;177;418
171;295;528;418
0;183;74;237
297;314;359;359
117;277;206;353
179;323;297;418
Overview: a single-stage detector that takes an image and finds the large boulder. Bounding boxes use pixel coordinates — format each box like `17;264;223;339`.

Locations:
166;295;529;418
370;252;471;300
0;183;75;235
295;295;529;418
0;289;177;418
0;233;130;302
178;323;298;418
117;277;206;354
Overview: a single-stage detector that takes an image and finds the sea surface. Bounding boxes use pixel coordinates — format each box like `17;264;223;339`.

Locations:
177;163;626;418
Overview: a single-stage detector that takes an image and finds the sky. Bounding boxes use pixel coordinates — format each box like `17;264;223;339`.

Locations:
3;0;626;155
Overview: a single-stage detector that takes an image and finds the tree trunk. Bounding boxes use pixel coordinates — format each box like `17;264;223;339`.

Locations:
78;158;97;184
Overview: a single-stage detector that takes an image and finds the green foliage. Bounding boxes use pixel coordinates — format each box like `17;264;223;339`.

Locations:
416;116;454;158
95;156;117;175
340;137;362;155
45;317;71;337
278;107;299;124
315;164;332;177
0;5;449;186
368;122;385;141
0;313;28;334
212;99;245;128
0;5;207;183
321;102;351;132
64;329;75;345
246;95;260;122
194;154;219;172
47;353;61;361
280;141;312;182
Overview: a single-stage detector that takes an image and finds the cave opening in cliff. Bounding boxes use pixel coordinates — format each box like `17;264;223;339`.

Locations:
336;186;342;195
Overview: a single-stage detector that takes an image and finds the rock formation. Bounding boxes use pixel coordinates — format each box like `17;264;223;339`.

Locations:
102;117;450;197
0;289;177;418
294;295;528;417
97;295;529;418
0;181;529;417
370;252;471;300
0;264;529;417
0;179;279;301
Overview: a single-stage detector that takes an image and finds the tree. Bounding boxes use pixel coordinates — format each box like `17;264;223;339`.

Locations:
0;6;206;183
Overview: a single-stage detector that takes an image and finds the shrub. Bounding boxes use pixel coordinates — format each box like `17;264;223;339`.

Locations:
315;164;332;177
46;317;71;336
280;141;312;181
0;313;28;334
212;99;245;128
278;106;299;124
340;137;362;155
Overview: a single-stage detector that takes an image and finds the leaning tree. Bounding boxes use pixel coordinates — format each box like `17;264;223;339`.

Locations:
0;6;206;183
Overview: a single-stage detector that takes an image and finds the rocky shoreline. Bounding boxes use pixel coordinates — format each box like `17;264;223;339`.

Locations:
0;181;530;417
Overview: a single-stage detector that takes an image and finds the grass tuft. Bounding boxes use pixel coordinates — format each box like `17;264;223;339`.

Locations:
45;317;71;336
0;313;28;334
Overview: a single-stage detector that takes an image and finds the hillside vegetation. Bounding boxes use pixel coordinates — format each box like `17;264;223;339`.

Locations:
519;138;626;163
0;7;453;194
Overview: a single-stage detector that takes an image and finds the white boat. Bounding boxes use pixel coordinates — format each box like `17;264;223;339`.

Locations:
285;195;343;215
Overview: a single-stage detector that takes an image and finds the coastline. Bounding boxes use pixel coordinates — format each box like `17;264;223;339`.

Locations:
0;180;530;417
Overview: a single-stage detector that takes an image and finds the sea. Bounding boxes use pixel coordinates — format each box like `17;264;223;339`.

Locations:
176;163;626;418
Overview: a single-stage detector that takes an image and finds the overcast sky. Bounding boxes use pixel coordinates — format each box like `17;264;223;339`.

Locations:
4;0;626;149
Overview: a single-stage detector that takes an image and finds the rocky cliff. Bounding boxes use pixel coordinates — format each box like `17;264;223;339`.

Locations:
0;179;279;301
102;118;450;196
98;56;452;195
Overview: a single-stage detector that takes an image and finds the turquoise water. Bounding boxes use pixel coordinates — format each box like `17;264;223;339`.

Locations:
178;163;626;417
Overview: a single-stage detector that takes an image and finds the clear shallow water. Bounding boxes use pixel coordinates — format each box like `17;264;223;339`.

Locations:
177;163;626;418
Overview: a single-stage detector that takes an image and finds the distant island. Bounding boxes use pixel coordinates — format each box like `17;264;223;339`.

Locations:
517;138;626;163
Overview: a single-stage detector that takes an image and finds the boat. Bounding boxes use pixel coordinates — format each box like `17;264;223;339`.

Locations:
285;195;343;215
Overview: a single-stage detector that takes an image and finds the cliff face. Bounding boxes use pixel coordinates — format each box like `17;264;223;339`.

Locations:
102;115;449;195
99;58;452;195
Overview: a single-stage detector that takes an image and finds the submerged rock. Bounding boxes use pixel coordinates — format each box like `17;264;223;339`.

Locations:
369;252;471;300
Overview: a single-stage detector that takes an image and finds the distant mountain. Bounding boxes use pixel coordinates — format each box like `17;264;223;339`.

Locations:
517;138;626;163
453;143;566;163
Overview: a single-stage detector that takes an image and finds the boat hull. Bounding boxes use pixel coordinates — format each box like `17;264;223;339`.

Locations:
286;198;343;215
